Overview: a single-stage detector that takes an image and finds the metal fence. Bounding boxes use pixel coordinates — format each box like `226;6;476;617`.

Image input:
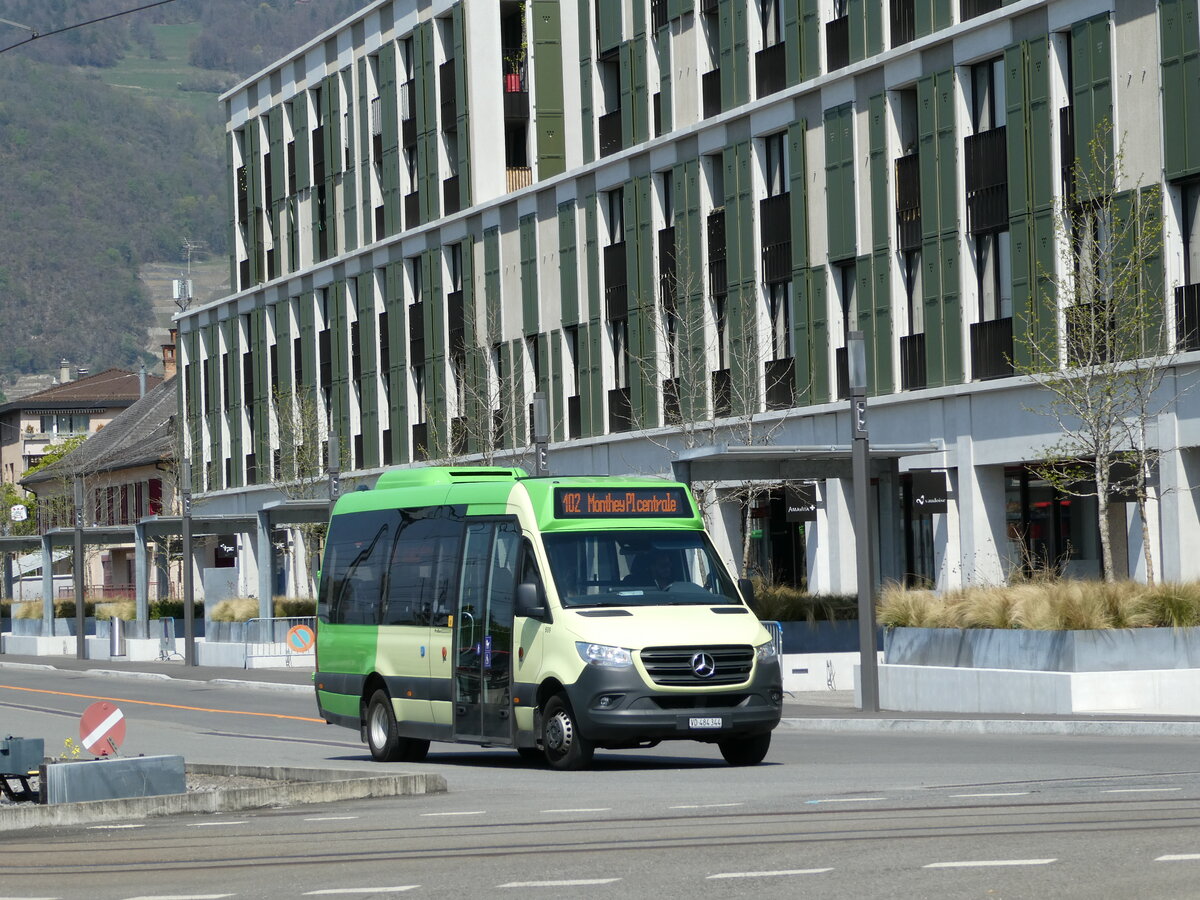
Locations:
762;620;784;658
243;616;316;667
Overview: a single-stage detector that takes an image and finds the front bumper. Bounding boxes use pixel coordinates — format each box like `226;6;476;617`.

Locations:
562;659;783;745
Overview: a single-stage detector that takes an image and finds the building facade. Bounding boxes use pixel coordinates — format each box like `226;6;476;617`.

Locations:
177;0;1200;594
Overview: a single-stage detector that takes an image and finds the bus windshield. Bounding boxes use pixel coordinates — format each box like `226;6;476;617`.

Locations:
542;530;743;608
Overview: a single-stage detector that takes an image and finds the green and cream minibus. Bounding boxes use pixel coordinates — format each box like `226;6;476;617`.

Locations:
314;466;783;769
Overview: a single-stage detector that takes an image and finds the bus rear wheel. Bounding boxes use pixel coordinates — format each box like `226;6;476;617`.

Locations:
718;732;771;766
541;694;594;771
366;690;428;762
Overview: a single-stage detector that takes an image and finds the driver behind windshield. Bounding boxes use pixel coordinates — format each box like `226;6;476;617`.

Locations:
622;551;679;590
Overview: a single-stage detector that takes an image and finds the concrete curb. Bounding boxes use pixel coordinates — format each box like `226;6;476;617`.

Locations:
779;716;1200;737
0;764;447;832
209;678;312;694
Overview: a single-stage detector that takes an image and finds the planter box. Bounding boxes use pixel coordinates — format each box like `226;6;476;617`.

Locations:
885;626;1200;672
879;626;1200;715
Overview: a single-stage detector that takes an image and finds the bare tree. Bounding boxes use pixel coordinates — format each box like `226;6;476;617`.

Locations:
1015;120;1171;583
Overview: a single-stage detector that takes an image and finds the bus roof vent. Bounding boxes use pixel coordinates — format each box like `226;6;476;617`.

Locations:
374;466;528;491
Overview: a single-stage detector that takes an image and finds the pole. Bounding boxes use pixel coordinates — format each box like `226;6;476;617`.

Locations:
532;392;549;477
182;459;195;666
847;332;879;713
73;475;85;660
328;432;341;512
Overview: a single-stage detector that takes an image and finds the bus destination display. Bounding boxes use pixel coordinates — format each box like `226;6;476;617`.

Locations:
554;487;691;519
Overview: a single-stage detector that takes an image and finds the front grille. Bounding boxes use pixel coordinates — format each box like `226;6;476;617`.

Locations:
640;645;754;686
652;694;750;710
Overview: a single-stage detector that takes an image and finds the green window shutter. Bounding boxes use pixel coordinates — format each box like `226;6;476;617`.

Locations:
1138;186;1166;354
718;0;749;110
598;0;622;55
324;74;341;177
933;69;956;236
484;227;501;345
657;29;673;134
784;0;801;86
453;3;470;209
789;119;809;271
550;329;564;441
461;233;477;348
1004;43;1030;220
579;61;595;164
825;103;856;261
921;239;944;386
269;107;286;208
1072;14;1113;189
584;194;602;321
799;0;819;81
855;254;876;393
808;267;830;403
586;319;605;436
868;93;888;253
521;214;540;333
872;248;893;394
226;133;238;289
1161;0;1200;178
631;36;650;145
357;58;371;241
533;0;567;177
939;235;962;384
559;202;579;325
293;96;310;192
620;42;634;153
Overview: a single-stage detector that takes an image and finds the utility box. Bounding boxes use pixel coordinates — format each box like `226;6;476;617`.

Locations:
0;737;44;775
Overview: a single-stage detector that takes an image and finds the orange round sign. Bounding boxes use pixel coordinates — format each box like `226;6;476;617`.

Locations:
286;623;316;653
80;701;125;756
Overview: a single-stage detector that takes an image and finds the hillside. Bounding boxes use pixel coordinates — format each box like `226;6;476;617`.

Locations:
0;0;361;387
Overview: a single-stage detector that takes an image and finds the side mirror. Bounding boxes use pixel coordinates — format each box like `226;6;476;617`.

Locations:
738;577;756;613
515;581;549;622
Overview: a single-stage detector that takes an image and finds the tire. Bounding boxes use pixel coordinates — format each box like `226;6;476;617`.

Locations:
401;739;430;763
718;732;771;766
366;690;404;762
541;694;594;771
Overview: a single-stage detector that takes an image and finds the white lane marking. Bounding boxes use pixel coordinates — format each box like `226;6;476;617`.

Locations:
805;797;887;804
950;792;1030;798
1102;788;1182;794
541;808;612;813
122;895;236;900
88;823;146;829
500;880;620;888
304;816;361;822
185;821;248;828
925;859;1057;869
0;896;61;899
81;706;125;751
1157;854;1200;861
303;888;420;895
669;802;743;809
420;810;486;817
707;868;834;879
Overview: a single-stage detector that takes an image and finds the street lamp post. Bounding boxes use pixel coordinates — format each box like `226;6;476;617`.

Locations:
73;475;85;660
847;331;880;712
181;459;195;667
532;392;549;477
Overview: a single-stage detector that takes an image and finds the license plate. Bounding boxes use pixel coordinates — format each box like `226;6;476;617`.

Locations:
689;717;723;729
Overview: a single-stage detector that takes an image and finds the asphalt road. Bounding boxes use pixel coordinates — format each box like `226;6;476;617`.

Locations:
3;665;1200;899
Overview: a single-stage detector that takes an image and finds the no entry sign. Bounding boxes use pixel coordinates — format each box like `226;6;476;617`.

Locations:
79;701;126;756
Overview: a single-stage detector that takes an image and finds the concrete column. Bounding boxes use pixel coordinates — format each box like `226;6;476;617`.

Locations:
956;459;1007;586
465;0;504;203
134;523;150;625
808;478;855;594
257;510;274;620
937;469;963;590
1157;441;1200;582
41;534;54;632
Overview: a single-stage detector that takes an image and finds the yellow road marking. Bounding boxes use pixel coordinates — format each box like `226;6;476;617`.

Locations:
0;683;325;722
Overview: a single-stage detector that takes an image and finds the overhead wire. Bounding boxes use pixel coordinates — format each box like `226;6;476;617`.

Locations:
0;0;180;55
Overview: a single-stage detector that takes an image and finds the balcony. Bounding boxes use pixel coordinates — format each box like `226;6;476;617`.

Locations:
504;86;529;119
653;91;663;137
826;15;850;71
567;394;582;439
712;369;732;417
702;68;722;119
895;153;922;252
401;81;417;147
311;125;326;183
755;41;787;98
411;422;429;461
404;190;419;228
764;357;795;410
236;166;248;226
506;167;533;192
658;226;677;311
663;377;681;425
970;316;1014;380
900;332;926;390
409;302;425;363
707;208;727;297
375;205;386;240
608;386;632;433
760;192;792;284
440;60;457;127
835;346;849;399
701;0;719;13
1177;284;1200;352
890;0;915;47
962;0;1002;19
599;109;623;157
965;126;1009;234
447;290;465;353
604;241;629;320
443;175;460;215
287;140;296;194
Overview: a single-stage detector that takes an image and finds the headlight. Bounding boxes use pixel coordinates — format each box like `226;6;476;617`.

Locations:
755;639;778;663
576;641;634;668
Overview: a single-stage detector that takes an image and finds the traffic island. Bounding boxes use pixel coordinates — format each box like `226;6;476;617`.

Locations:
0;763;447;832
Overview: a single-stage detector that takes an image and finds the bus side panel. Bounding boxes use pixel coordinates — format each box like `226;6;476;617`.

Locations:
376;625;435;729
429;621;454;726
316;623;378;725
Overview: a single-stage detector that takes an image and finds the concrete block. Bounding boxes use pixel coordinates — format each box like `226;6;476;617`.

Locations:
42;755;186;804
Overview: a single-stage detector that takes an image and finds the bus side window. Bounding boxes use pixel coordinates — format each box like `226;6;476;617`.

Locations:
384;507;465;627
325;511;390;625
519;540;549;611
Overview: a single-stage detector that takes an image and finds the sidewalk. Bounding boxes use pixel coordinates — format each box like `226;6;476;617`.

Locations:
4;653;1200;736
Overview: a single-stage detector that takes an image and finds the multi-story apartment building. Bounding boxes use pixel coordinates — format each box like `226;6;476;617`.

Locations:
177;0;1200;595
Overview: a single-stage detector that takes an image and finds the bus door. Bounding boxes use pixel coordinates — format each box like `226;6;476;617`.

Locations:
454;519;520;743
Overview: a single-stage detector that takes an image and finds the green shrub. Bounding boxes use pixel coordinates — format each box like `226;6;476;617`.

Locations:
274;596;316;618
208;597;260;622
148;599;204;620
749;579;856;622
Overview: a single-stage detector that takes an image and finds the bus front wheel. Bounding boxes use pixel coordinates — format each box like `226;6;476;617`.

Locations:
541;694;594;771
365;690;429;763
718;732;771;766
